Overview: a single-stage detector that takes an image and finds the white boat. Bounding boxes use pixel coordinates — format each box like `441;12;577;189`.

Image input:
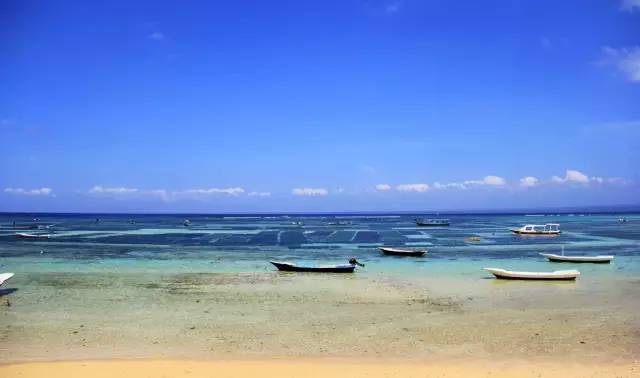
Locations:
484;267;579;280
0;273;14;287
540;253;614;263
15;233;51;239
511;223;560;235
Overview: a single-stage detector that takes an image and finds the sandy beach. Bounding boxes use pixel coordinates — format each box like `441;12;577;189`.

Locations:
1;359;639;378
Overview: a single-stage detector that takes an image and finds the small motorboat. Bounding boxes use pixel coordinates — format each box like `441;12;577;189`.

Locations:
271;258;364;273
511;224;560;235
0;273;14;287
415;218;450;227
378;247;426;257
484;267;579;280
540;253;614;263
15;233;51;239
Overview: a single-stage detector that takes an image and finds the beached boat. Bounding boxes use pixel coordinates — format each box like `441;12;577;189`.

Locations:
484;267;579;280
378;247;426;257
540;253;614;263
415;218;450;227
511;224;560;235
15;233;51;239
271;259;364;273
0;273;14;287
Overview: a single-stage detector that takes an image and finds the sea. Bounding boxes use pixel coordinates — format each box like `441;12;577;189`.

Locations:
1;212;639;362
1;212;639;277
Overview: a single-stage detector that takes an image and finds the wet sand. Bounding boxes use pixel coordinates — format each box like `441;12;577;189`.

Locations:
1;359;639;378
1;271;639;364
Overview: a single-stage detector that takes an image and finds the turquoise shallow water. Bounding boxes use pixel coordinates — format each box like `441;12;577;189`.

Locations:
1;212;639;277
1;213;639;362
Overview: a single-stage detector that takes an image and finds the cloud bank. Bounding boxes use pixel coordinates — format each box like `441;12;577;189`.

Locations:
4;187;53;196
292;188;329;196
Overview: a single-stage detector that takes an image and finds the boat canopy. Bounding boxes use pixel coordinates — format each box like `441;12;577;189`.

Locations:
522;223;559;232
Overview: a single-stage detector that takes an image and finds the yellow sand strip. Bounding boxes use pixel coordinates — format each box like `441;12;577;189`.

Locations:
0;359;638;378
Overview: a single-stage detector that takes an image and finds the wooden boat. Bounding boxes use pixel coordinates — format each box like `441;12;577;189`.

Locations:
415;218;450;227
271;259;363;273
378;247;426;257
15;233;50;239
540;253;614;263
511;224;560;235
0;273;14;287
484;267;579;280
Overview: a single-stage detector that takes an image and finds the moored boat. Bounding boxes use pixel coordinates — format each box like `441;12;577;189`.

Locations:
511;224;560;235
540;253;614;263
0;273;14;287
15;233;51;239
378;247;426;257
415;218;450;227
270;258;364;273
484;267;579;280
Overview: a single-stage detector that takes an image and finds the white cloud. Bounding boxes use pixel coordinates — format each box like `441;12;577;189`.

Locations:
4;187;53;196
396;183;430;192
621;0;640;12
464;175;506;186
600;46;640;83
432;182;467;190
551;170;590;184
181;187;245;196
148;32;165;41
248;191;271;197
292;188;328;196
89;186;139;194
376;184;392;192
519;176;539;187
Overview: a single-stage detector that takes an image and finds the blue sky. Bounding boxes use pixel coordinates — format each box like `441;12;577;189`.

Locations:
1;0;639;212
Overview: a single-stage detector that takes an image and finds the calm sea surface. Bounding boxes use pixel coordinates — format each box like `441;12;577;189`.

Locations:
1;212;640;362
1;212;639;277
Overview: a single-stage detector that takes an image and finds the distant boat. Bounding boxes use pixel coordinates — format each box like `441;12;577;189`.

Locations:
327;221;352;226
15;233;50;239
619;218;628;223
415;218;450;227
183;219;191;227
378;247;426;257
540;253;614;263
0;273;15;287
484;267;579;280
511;224;560;235
270;258;364;273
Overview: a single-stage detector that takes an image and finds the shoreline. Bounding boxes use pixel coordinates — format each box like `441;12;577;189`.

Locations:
1;358;638;378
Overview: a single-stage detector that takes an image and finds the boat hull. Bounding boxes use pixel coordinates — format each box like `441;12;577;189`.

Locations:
15;233;50;239
0;273;14;287
540;253;613;263
416;222;449;227
484;268;579;280
378;247;426;257
270;261;355;273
